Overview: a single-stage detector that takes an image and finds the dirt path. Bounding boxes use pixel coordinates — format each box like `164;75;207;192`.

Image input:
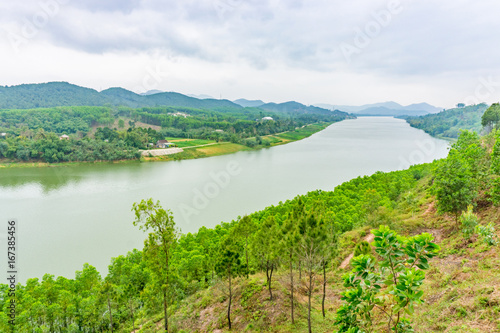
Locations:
339;233;375;269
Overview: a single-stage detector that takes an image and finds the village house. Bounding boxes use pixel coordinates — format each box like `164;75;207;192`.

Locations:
156;140;173;148
59;134;69;140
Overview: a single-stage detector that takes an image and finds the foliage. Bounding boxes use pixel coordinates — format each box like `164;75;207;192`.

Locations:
459;205;478;239
481;103;500;130
335;226;440;333
433;149;477;224
475;223;498;246
132;198;177;332
354;240;371;257
0;101;350;163
401;104;488;139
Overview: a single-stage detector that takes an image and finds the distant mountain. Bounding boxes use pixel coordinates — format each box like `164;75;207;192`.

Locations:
101;87;146;106
314;101;442;116
0;82;241;110
233;99;265;108
403;103;442;114
356;107;429;117
187;94;214;99
259;101;351;119
140;89;164;96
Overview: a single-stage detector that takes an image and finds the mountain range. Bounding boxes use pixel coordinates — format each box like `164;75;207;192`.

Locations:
0;82;441;118
0;82;240;110
314;102;442;116
0;82;350;119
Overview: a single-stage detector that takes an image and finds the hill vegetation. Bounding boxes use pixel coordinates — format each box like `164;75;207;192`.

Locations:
2;129;500;332
0;82;349;120
0;82;240;110
400;104;488;139
0;101;350;164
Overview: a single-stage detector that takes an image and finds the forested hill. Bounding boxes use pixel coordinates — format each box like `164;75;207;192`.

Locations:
0;82;240;110
0;82;345;118
400;103;488;139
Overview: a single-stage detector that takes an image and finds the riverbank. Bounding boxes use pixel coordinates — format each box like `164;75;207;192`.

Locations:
0;122;332;168
141;122;332;162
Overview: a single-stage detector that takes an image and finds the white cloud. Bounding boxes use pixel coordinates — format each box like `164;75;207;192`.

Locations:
1;0;500;108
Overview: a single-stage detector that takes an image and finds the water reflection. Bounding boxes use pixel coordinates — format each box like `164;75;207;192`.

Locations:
0;162;144;193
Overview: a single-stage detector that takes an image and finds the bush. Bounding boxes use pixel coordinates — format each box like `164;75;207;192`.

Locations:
475;223;498;246
335;226;439;333
353;241;371;257
460;205;478;239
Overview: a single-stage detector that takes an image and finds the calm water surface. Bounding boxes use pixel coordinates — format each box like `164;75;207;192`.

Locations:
0;117;449;281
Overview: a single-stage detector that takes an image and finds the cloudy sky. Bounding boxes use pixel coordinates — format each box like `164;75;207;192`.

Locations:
1;0;499;108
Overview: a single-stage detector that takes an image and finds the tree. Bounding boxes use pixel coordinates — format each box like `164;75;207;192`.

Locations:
321;224;338;319
433;150;477;227
298;214;327;333
251;216;280;300
482;103;500;130
335;226;439;333
233;215;256;279
215;235;243;330
101;281;116;333
132;198;177;332
106;250;149;331
281;216;300;324
452;130;488;184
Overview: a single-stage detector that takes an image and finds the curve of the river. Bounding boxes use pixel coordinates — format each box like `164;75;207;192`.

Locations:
0;117;450;281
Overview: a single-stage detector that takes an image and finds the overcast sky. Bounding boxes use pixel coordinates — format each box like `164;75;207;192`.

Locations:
1;0;499;108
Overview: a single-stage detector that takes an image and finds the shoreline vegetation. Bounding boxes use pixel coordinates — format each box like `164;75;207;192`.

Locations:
0;122;332;168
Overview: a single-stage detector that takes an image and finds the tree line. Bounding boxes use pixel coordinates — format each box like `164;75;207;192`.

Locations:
0;104;349;163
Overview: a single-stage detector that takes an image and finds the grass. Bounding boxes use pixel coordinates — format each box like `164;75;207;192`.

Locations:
165;138;216;148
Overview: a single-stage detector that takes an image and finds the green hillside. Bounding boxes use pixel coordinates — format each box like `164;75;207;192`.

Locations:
400;104;488;139
0;82;242;110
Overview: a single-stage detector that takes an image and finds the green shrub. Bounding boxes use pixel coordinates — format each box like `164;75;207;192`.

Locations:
475;223;498;246
353;240;371;257
460;205;478;239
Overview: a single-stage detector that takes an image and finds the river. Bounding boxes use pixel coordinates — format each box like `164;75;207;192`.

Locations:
0;117;449;282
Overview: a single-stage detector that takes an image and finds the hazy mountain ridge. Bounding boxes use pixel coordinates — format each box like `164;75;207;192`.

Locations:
315;101;442;116
259;101;348;117
233;98;266;108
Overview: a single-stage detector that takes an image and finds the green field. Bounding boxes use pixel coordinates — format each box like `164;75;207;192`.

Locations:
165;138;216;148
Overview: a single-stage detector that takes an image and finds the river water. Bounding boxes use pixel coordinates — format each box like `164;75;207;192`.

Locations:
0;117;449;281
